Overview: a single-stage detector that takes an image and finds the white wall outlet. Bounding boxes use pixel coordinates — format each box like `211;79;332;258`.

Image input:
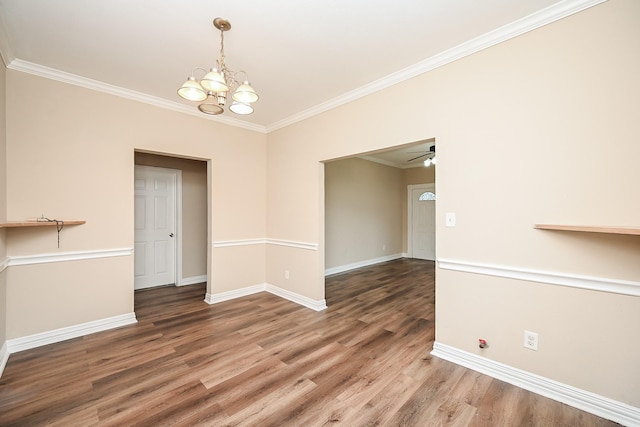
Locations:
524;330;538;351
284;270;290;280
382;244;386;251
445;212;456;227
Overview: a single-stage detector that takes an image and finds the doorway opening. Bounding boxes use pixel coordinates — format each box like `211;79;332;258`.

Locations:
323;137;436;279
134;151;208;291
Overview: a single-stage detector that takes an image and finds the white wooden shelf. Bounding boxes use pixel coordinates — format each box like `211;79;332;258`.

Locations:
534;224;640;236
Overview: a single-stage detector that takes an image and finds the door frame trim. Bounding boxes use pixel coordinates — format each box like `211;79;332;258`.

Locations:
407;183;435;259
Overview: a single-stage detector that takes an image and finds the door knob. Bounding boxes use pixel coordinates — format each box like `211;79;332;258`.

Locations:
169;233;174;237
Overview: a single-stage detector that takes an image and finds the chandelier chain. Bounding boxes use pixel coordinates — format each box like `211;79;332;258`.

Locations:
218;28;226;71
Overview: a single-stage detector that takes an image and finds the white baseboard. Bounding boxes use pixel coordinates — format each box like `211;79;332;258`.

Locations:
204;284;264;304
205;283;327;312
0;341;8;378
6;312;138;354
177;275;207;287
431;342;640;426
325;253;404;276
265;284;327;311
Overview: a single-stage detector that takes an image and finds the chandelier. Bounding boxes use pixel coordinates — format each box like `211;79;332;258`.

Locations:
177;18;259;115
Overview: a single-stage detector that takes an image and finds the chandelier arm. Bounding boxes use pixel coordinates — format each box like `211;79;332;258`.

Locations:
235;70;250;81
191;67;209;77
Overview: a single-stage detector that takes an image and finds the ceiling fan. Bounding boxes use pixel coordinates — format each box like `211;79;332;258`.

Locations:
407;145;435;162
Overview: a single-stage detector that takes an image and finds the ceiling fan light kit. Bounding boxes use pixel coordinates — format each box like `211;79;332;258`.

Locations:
177;18;259;116
423;156;436;167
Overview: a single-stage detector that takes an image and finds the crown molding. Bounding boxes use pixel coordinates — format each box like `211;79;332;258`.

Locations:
265;0;607;133
2;0;606;134
6;59;267;134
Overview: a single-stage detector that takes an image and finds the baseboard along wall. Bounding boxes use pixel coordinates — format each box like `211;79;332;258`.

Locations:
177;274;207;287
431;342;640;426
325;253;405;276
205;282;327;312
0;313;137;379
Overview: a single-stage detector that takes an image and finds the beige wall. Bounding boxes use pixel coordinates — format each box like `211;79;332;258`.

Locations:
134;152;207;280
325;158;403;269
4;71;267;338
267;0;640;406
0;55;7;346
403;164;435;186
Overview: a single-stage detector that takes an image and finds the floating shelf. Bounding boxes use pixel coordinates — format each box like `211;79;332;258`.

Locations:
0;220;86;228
534;224;640;236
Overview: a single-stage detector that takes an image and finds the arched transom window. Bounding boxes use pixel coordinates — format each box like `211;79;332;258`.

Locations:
418;191;436;201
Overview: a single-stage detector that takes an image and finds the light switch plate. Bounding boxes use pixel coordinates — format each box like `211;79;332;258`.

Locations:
445;212;456;227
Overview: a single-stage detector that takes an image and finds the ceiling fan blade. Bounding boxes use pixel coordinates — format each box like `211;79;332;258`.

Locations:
407;145;436;162
407;153;430;162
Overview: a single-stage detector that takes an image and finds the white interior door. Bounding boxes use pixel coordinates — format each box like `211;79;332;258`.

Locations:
134;165;177;290
409;184;436;260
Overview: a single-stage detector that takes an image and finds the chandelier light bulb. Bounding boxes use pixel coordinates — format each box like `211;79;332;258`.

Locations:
424;158;432;167
431;156;437;165
177;76;207;102
201;69;229;93
229;101;254;115
232;81;259;103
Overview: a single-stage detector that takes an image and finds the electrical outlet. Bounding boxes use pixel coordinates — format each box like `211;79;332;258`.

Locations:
524;330;538;351
284;270;290;280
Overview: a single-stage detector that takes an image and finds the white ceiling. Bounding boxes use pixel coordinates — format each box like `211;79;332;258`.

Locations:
0;0;585;136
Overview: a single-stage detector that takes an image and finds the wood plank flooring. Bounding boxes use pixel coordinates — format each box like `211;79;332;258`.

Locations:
0;259;619;426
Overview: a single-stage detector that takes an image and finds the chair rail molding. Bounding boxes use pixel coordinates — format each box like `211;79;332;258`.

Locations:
437;258;640;297
213;238;318;251
8;248;133;267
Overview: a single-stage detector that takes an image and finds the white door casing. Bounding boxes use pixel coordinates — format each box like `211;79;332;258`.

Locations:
134;165;178;289
408;184;436;260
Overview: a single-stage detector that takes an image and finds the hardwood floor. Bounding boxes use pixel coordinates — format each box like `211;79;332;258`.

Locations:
0;259;618;426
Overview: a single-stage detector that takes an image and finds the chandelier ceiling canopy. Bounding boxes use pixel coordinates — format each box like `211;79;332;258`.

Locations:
177;18;259;116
